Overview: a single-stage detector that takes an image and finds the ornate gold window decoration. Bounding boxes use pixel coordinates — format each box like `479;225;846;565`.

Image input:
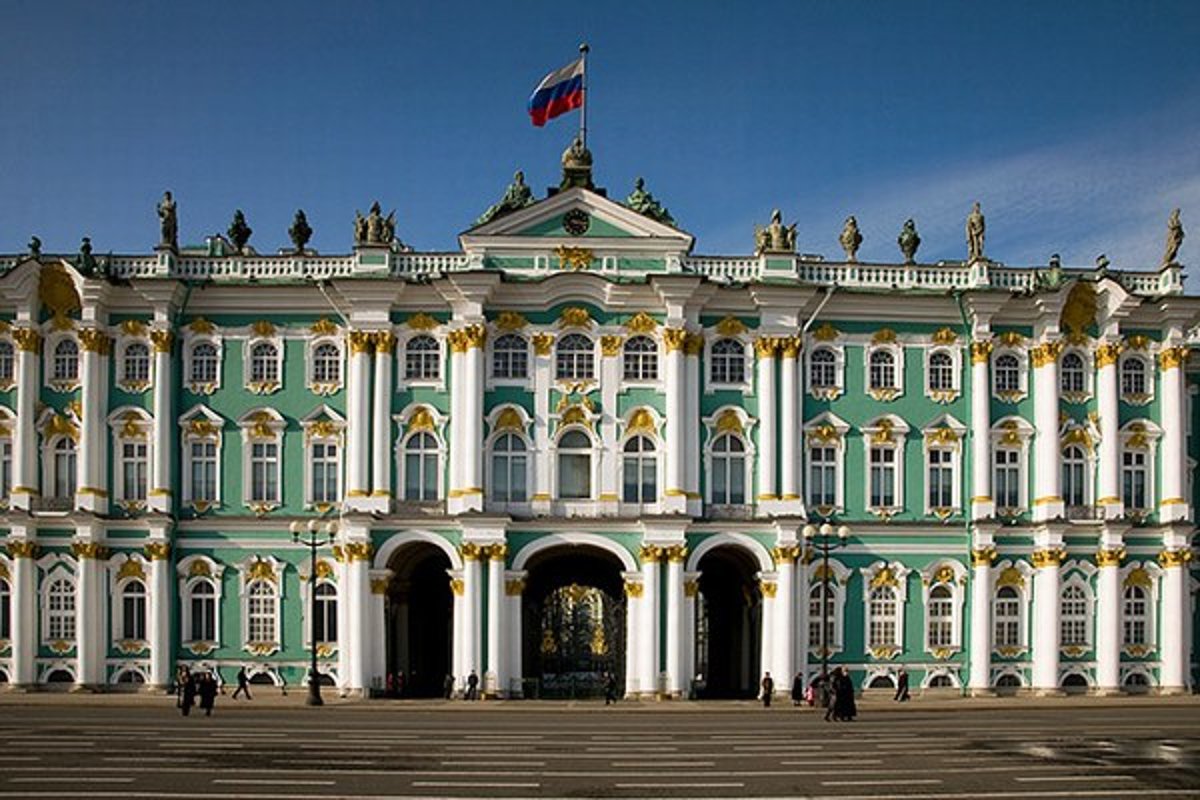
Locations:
557;306;593;329
714;316;748;337
624;312;658;334
555;245;593;270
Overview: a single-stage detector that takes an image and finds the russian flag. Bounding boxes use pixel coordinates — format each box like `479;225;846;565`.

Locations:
528;58;584;127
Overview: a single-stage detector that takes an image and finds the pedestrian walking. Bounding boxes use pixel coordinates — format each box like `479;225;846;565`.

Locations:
894;668;910;702
198;672;217;717
232;666;252;700
396;670;406;698
175;665;190;709
822;674;838;722
604;672;618;705
443;673;455;700
791;672;804;707
834;667;857;721
760;672;774;707
466;670;479;700
180;671;196;717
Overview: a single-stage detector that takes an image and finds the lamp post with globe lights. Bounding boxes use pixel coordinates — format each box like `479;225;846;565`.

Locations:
803;521;850;681
289;518;338;706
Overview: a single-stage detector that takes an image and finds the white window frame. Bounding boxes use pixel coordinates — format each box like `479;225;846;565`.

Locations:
1058;568;1094;653
41;566;76;646
1119;562;1161;656
238;557;285;656
180;406;223;512
0;407;14;507
920;561;966;655
621;335;660;383
1059;347;1092;403
991;560;1032;656
300;573;338;649
484;404;533;512
806;558;850;657
108;557;149;647
923;417;965;518
39;415;79;503
1061;442;1092;510
244;335;283;395
803;412;849;515
306;336;344;396
705;336;752;394
393;405;447;503
0;569;11;642
184;335;223;395
488;332;531;387
863;416;908;517
43;332;81;393
991;347;1028;402
924;346;961;403
1118;352;1154;406
805;343;844;400
864;342;904;401
990;417;1033;515
0;335;15;391
554;333;597;383
860;561;909;657
108;407;152;512
300;406;345;511
619;432;661;512
238;408;285;512
1119;420;1161;515
552;426;599;503
401;333;444;387
115;337;153;394
702;407;757;511
177;555;225;651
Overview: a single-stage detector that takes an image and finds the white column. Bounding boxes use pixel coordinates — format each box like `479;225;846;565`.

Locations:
505;571;526;697
345;332;373;509
759;572;777;690
149;331;174;514
773;547;797;690
1095;343;1122;518
756;337;778;508
371;331;394;512
336;557;351;687
623;573;641;697
684;335;702;516
145;541;172;689
10;329;40;511
8;537;37;687
682;573;699;697
1158;346;1189;522
1159;547;1191;692
485;544;506;696
343;544;371;694
663;329;687;513
779;339;801;511
461;326;486;512
794;555;809;683
449;568;464;693
664;546;685;696
73;541;105;688
1031;341;1063;521
76;330;109;513
1030;547;1063;692
967;546;995;693
598;337;620;512
532;334;553;513
638;546;660;697
459;544;482;683
970;342;993;519
367;569;391;694
1094;546;1123;692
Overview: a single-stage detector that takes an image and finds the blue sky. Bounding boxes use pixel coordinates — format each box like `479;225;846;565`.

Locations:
2;1;1199;271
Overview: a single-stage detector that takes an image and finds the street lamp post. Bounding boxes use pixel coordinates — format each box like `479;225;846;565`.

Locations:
290;519;338;706
802;521;850;680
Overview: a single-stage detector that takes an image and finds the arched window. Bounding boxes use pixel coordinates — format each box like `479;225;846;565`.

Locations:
927;584;954;648
1121;357;1147;397
190;342;219;384
0;340;13;383
622;435;657;504
1122;585;1148;646
623;336;658;381
189;579;217;641
710;338;745;384
927;351;954;392
52;437;77;500
1062;445;1087;508
808;444;837;509
868;349;896;391
1060;584;1088;648
928;673;954;688
313;583;337;644
490;433;527;503
123;342;151;386
807;583;835;649
0;579;10;640
809;347;836;389
867;586;898;648
246;580;278;644
994;353;1020;394
555;334;594;380
1124;671;1149;688
996;673;1022;688
47;577;75;640
405;335;440;381
710;433;746;505
312;342;340;384
403;432;439;501
121;579;147;641
993;586;1021;648
556;430;592;499
492;334;528;380
1061;352;1085;394
53;339;79;384
249;341;279;385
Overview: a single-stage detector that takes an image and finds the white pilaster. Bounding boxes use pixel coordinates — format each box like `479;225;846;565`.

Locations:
793;555;809;684
970;342;994;519
10;329;40;510
485;544;506;696
345;332;373;510
505;570;526;697
8;533;37;687
638;547;660;697
1158;345;1189;522
449;568;464;693
73;539;105;688
756;338;777;509
145;539;173;689
598;336;620;513
1095;343;1123;518
1159;546;1192;692
458;544;482;682
683;572;700;696
370;331;394;513
532;335;553;514
663;329;687;513
772;545;798;689
759;571;777;690
367;569;391;694
1094;543;1124;693
684;335;702;516
343;542;371;694
149;330;174;514
448;326;486;514
76;330;109;514
778;339;802;512
623;572;641;697
967;545;995;693
1030;543;1064;693
664;546;685;696
1031;341;1063;521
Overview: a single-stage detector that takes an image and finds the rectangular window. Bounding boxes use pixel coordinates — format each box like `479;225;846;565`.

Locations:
808;446;837;508
869;447;896;508
122;592;146;640
251;441;279;503
190;441;217;504
928;448;954;509
310;441;339;505
559;453;591;499
191;595;215;641
1122;451;1148;510
0;439;10;500
122;441;148;502
994;448;1020;510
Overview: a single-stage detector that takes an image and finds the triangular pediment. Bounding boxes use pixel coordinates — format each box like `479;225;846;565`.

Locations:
461;187;693;251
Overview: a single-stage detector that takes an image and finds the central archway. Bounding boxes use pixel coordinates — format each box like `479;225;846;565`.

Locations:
694;546;762;699
521;545;627;699
385;542;453;697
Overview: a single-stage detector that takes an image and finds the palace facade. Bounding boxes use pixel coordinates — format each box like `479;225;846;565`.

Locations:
0;145;1196;698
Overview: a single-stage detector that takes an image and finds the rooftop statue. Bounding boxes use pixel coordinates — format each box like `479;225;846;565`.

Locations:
476;170;536;226
839;216;862;262
157;191;178;251
966;201;986;262
897;218;921;264
227;210;253;254
77;236;97;276
27;235;41;257
289;210;313;254
560;135;595;190
624;177;675;226
754;209;797;254
355;201;397;246
1163;208;1185;266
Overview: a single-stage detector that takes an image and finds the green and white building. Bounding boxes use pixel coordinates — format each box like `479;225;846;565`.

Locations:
0;144;1196;698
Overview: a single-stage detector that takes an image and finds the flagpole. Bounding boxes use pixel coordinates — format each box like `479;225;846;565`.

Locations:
579;42;589;148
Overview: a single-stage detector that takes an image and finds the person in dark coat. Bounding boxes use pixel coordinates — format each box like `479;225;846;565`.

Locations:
823;673;838;721
760;672;774;707
180;672;197;716
894;668;911;702
198;672;218;716
604;672;618;705
443;673;455;699
232;666;251;700
791;672;804;706
466;670;479;700
834;667;857;721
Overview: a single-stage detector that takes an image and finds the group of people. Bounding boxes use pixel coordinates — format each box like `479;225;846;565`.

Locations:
759;668;858;720
175;666;257;716
442;670;481;700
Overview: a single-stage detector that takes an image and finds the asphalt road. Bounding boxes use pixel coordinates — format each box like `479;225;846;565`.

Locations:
0;702;1197;799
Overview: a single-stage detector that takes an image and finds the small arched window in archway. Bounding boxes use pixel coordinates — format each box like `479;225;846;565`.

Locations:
710;433;746;505
121;578;147;641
